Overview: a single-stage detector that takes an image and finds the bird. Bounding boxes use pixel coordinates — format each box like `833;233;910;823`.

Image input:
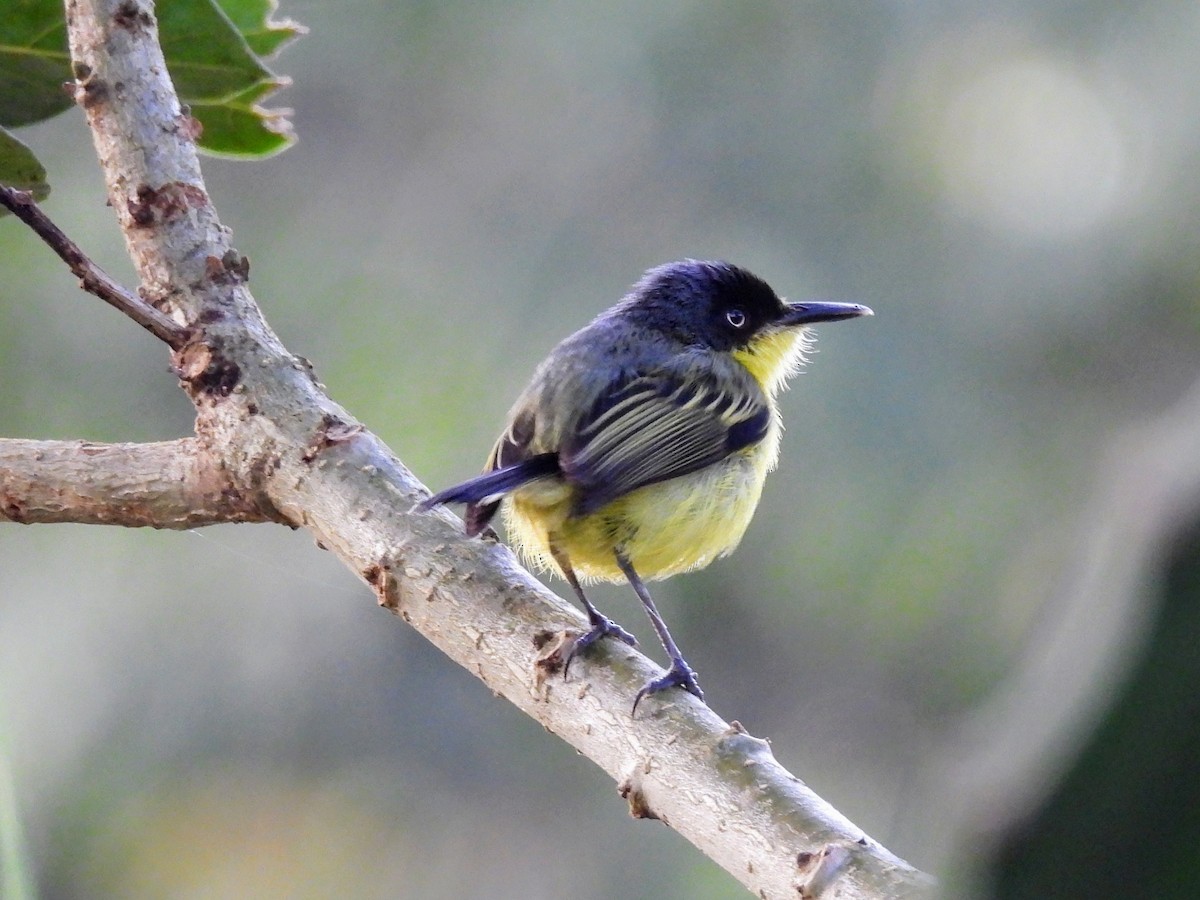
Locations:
420;260;872;713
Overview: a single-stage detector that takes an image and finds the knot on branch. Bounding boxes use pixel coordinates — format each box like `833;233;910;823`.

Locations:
205;249;251;284
796;843;854;898
619;759;662;822
532;627;575;684
2;498;28;523
173;340;240;397
69;60;108;108
301;413;364;463
112;1;155;32
128;182;209;228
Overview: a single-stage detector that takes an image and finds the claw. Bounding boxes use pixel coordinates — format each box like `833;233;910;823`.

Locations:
631;659;704;716
563;614;637;678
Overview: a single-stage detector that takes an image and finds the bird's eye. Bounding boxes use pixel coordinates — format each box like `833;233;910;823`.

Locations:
726;309;747;328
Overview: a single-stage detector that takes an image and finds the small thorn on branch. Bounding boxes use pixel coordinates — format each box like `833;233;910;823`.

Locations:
0;184;188;348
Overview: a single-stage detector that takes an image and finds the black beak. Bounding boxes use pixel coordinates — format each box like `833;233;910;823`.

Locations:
778;301;873;327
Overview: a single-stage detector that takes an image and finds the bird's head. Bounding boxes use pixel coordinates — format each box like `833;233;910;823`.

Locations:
622;260;872;392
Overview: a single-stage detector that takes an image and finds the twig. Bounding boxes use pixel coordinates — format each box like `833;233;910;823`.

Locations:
0;184;187;347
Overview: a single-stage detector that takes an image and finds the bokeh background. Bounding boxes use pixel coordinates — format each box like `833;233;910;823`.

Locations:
3;2;1200;897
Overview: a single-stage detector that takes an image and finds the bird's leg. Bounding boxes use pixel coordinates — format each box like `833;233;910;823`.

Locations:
550;543;637;678
615;550;704;714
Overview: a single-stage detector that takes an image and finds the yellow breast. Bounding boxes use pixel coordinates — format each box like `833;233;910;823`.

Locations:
503;415;781;583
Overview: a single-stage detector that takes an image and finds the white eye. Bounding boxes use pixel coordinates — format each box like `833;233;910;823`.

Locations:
726;309;747;328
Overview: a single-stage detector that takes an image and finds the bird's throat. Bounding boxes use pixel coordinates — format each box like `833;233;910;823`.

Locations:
731;328;810;396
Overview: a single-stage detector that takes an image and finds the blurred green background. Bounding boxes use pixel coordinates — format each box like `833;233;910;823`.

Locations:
3;1;1200;897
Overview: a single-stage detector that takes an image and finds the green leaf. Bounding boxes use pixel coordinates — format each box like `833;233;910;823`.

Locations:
187;78;294;158
0;0;300;160
155;0;297;158
158;0;274;102
0;0;72;127
0;126;50;210
214;0;305;58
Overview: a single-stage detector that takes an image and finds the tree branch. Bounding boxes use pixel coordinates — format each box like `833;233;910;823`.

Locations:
0;185;186;347
0;438;269;527
0;2;942;895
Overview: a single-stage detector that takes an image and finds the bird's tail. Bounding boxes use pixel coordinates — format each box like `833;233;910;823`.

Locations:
419;453;559;537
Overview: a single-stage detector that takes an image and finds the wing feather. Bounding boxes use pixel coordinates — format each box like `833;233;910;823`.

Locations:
561;356;770;516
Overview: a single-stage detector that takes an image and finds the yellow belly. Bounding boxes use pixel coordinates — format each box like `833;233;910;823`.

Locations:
503;417;781;582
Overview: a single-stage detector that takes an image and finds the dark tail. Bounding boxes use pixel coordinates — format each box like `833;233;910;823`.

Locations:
419;453;559;537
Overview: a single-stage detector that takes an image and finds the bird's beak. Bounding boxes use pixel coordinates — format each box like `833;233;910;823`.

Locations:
779;301;873;327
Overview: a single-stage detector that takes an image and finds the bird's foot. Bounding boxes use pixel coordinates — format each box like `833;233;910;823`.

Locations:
632;658;704;716
563;614;637;678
